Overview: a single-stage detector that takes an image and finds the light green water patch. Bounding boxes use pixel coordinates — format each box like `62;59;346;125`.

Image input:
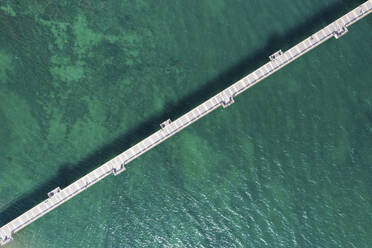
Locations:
0;4;16;17
48;54;86;104
0;90;41;145
50;54;71;65
264;180;293;215
135;0;149;10
0;108;12;170
50;62;85;82
118;78;132;89
83;95;107;124
177;131;213;185
72;15;102;57
46;108;67;144
148;85;167;113
0;50;13;83
175;130;233;210
34;92;60;120
201;0;225;17
240;137;255;160
285;113;296;132
0;90;44;199
327;126;350;164
38;19;69;50
120;32;141;45
115;33;142;67
24;2;46;17
71;12;142;68
67;117;108;156
283;76;302;94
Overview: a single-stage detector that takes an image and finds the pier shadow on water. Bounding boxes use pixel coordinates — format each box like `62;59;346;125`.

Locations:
0;0;363;227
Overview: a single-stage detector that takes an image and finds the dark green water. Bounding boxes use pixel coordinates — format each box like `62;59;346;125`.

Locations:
0;0;371;247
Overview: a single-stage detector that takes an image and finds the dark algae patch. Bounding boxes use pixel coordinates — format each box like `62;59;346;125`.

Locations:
0;0;371;247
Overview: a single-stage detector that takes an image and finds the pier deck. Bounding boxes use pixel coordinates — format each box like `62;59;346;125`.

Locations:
1;1;371;245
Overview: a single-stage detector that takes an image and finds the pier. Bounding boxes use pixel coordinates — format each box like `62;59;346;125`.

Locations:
1;1;371;245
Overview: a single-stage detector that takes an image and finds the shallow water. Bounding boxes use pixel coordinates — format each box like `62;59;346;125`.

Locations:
0;0;371;247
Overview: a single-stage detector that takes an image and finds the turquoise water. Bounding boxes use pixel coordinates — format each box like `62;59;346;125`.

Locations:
0;0;371;247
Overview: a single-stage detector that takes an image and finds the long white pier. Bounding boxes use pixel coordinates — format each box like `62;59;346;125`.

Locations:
1;1;371;245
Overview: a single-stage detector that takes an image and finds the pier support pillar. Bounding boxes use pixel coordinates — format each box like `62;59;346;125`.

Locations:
47;187;61;198
334;26;348;39
113;164;126;176
0;234;13;246
222;96;235;108
269;50;283;61
160;119;172;129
